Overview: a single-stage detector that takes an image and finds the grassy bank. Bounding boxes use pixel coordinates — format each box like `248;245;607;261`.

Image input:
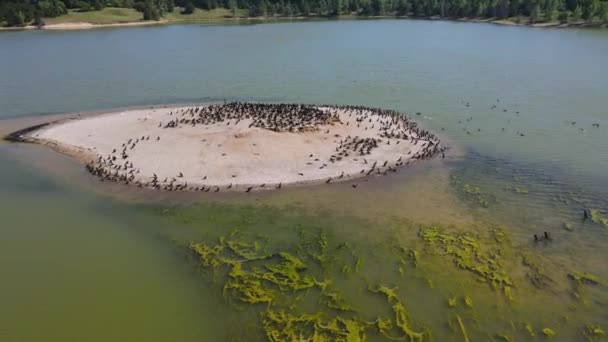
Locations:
44;7;143;25
43;7;249;26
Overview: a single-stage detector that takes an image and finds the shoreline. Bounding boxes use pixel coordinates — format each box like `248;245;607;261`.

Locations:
1;15;606;32
7;103;446;192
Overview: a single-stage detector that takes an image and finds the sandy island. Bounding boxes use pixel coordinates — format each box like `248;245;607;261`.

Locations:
19;103;445;192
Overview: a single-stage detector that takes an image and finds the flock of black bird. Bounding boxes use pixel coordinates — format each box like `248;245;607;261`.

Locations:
450;98;601;136
84;102;445;193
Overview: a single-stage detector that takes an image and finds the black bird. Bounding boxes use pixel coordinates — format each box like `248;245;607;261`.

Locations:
583;209;589;221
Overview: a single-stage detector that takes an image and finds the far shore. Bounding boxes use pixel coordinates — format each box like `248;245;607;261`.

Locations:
1;14;606;32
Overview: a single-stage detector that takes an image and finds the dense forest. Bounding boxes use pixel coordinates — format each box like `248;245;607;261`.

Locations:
1;0;607;26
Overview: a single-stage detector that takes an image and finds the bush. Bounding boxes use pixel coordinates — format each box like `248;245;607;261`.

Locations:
558;10;569;22
33;15;46;27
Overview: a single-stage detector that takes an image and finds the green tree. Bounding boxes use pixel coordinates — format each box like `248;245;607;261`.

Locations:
143;0;160;19
38;0;68;17
229;0;238;15
600;2;608;22
93;0;104;10
359;0;373;14
529;2;540;22
182;1;195;12
582;0;599;22
572;4;582;20
329;0;341;15
395;0;410;14
300;0;310;14
370;0;384;14
7;9;26;26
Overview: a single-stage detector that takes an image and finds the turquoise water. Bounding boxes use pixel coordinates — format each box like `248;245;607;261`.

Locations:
1;20;607;341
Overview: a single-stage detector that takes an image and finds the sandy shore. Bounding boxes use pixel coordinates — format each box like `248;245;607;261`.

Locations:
21;103;444;192
0;20;167;31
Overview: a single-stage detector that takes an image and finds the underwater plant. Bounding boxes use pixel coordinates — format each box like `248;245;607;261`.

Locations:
542;327;555;337
589;210;608;227
419;226;513;292
369;285;426;342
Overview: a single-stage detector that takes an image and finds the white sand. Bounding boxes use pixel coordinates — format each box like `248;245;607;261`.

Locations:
28;105;442;191
0;20;167;31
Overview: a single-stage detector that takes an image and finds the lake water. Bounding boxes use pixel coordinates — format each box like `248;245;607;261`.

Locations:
1;20;607;341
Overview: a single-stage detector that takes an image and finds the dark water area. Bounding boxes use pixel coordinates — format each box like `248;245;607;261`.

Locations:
1;20;607;341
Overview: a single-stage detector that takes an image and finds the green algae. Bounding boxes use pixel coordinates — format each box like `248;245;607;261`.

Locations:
419;226;512;291
262;309;367;342
307;230;329;266
568;271;600;285
354;257;363;273
521;253;554;289
449;176;493;208
496;333;514;341
463;184;481;195
563;222;574;231
589;210;608;227
542;327;555;337
447;296;457;308
322;288;354;312
181;204;605;341
455;315;470;342
226;239;271;260
189;228;434;341
370;285;426;342
525;323;535;336
261;252;317;291
224;263;275;304
568;271;600;303
513;187;529;194
504;286;514;302
583;325;605;341
342;264;351;275
410;249;420;268
464;295;473;308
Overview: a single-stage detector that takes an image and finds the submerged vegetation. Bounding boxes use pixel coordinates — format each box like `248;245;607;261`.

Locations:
189;229;431;341
589;209;608;227
165;199;607;340
419;225;512;291
450;175;493;208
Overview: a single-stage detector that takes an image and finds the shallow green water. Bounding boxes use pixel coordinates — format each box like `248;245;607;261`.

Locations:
1;20;607;341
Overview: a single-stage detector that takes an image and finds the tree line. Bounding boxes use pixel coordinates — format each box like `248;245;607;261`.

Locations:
1;0;607;27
